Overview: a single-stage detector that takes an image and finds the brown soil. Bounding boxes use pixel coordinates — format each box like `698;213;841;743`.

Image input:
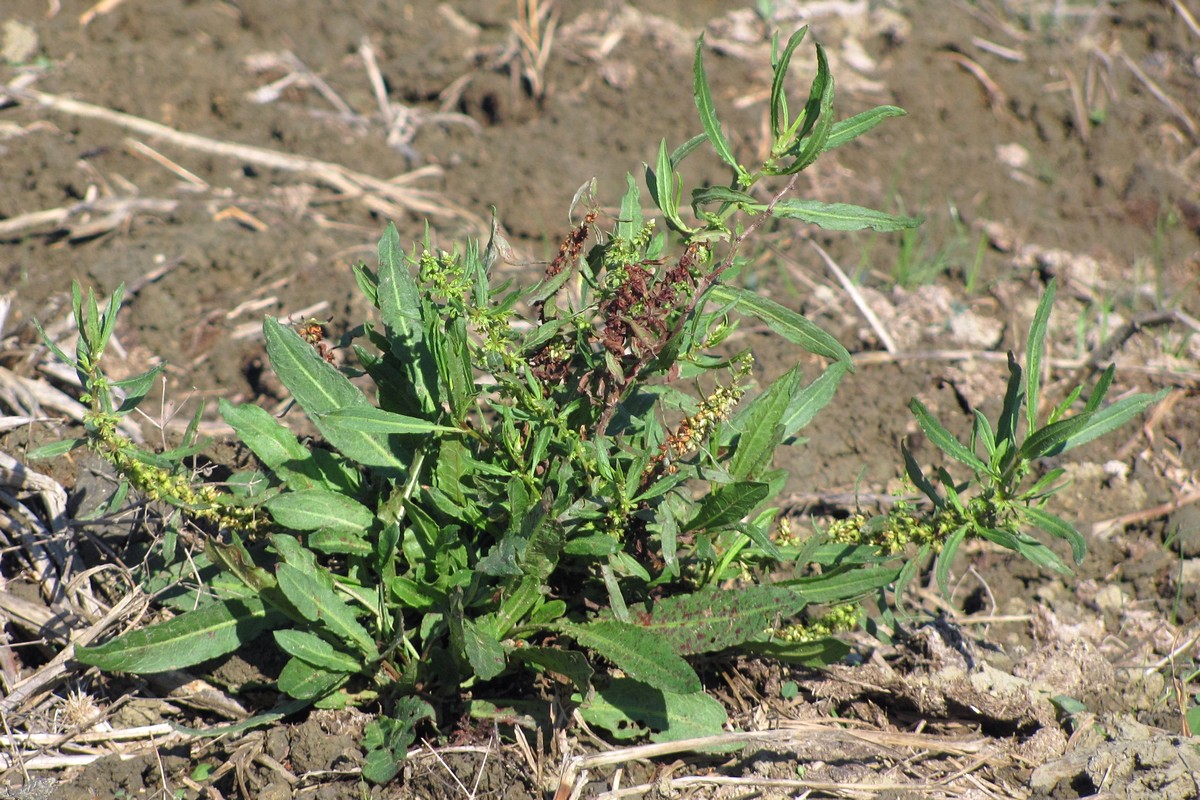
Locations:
2;1;1198;799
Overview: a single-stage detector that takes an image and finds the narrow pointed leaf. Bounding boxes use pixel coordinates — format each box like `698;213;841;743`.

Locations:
581;678;727;742
263;317;405;471
276;563;379;660
318;405;459;435
628;585;807;655
1025;280;1056;432
693;34;743;177
1020;506;1086;564
562;620;700;694
113;364;166;414
770;27;808;137
684;481;769;532
1017;413;1094;460
274;630;362;673
767;199;921;232
908;398;987;472
708;285;851;364
823;106;906;151
728;367;799;480
266;489;372;533
783;360;849;438
935;525;969;599
75;598;280;673
1057;389;1170;454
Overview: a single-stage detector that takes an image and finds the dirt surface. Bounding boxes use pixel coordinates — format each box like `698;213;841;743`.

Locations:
2;1;1199;798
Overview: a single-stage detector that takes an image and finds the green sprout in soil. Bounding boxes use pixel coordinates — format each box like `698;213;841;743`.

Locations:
35;27;1165;782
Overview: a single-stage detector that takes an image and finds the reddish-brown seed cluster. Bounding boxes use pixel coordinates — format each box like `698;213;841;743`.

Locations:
297;319;335;364
544;210;596;282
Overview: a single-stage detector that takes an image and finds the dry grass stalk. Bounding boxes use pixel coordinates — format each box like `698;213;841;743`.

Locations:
2;82;480;225
809;240;898;354
512;0;559;101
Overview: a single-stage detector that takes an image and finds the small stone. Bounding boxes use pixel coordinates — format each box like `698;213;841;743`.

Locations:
2;20;38;64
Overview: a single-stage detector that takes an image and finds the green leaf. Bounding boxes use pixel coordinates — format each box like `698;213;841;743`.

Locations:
173;699;311;738
308;528;372;556
628;585;807;655
935;525;969;599
318;405;459;436
1008;531;1071;575
277;658;348;700
463;619;507;681
513;647;593;695
693;34;745;180
973;409;997;462
767;199;921;232
1020;506;1086;564
580;678;727;742
1025;280;1056;432
220;400;315;490
274;630;362;673
618;172;643;242
563;620;701;694
1017;413;1094;460
708;285;851;364
691;186;757;211
823;106;907;151
908;398;987;472
782;360;848;438
996;352;1023;450
263;317;405;472
1056;389;1171;454
669;133;708;167
1084;364;1116;413
728;367;799;480
684;481;770;532
113;364;166;414
266;489;373;533
75;598;281;673
28;438;88;459
770;27;808;138
276;563;379;660
648;140;687;231
779;43;834;173
742;636;850;667
786;565;902;604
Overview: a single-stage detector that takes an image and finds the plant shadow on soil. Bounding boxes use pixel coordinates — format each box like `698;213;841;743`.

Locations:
1;1;1199;798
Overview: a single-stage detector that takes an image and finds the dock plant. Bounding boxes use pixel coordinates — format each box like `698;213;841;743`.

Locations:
36;27;1165;782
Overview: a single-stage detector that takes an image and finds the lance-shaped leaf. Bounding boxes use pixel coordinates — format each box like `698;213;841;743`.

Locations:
727;367;800;480
266;489;373;533
276;563;379;660
561;620;700;694
1055;388;1170;454
767;199;921;232
770;27;808;138
627;585;807;656
1020;505;1086;565
708;285;851;364
263;317;406;472
909;398;987;472
1025;280;1056;432
783;360;849;438
823;106;907;151
274;630;362;673
580;678;728;742
75;598;281;673
317;405;460;436
693;34;748;183
277;658;349;700
684;481;770;532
